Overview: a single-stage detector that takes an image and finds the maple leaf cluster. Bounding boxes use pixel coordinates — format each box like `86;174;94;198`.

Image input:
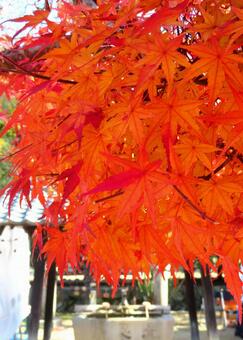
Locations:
0;0;242;308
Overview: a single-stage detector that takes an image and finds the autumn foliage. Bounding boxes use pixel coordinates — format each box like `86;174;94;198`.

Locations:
0;0;242;308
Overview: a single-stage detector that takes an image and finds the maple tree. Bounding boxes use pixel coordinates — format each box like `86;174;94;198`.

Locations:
0;0;242;313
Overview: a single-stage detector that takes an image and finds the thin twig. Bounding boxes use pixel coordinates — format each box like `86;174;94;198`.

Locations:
199;148;237;181
173;185;218;224
95;190;124;203
0;143;32;162
53;139;78;151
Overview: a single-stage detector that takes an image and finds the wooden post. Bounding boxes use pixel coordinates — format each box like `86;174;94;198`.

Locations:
43;263;56;340
28;251;45;340
184;269;200;340
200;264;219;340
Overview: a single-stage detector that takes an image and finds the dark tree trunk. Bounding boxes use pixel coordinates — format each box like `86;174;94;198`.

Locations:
200;264;219;340
184;269;200;340
43;263;56;340
28;251;45;340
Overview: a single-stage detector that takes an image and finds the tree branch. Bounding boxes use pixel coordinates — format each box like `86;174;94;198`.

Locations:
0;53;78;85
45;0;51;11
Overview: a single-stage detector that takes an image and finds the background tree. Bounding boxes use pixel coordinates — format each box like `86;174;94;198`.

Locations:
0;0;242;314
0;95;15;188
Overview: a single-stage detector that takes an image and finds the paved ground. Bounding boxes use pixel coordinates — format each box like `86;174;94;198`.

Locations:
37;311;239;339
173;311;238;339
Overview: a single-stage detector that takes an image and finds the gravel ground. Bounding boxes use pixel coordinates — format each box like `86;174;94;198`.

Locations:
37;311;239;340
